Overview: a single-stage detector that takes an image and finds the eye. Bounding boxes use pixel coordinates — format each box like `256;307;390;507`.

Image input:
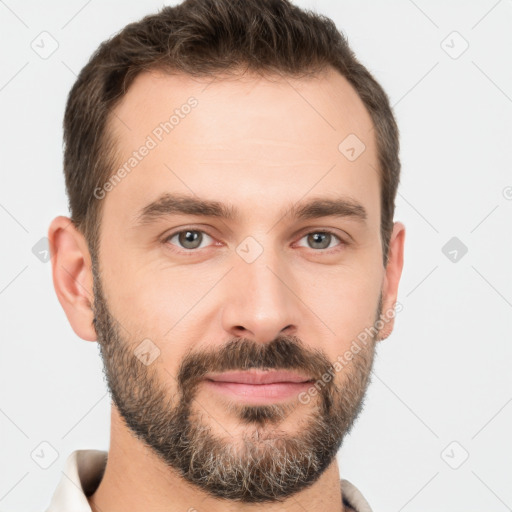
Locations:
165;229;214;251
296;230;345;251
163;228;347;255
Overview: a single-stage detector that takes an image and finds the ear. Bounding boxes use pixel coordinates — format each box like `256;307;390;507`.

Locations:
377;221;405;341
48;216;97;342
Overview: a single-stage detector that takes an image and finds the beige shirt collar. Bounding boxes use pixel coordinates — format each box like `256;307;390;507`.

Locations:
45;449;373;512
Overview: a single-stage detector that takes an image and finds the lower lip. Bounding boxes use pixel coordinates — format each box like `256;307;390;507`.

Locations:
203;380;313;403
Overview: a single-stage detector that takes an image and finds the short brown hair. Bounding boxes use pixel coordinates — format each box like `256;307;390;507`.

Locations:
63;0;400;266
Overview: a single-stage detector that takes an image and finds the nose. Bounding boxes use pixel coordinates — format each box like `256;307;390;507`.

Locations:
220;246;301;344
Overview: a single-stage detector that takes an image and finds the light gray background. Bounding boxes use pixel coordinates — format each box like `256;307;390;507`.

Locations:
1;0;511;510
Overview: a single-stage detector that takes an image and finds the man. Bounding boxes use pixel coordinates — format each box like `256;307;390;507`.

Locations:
46;0;405;510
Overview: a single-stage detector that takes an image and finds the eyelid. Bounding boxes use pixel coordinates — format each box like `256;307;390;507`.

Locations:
294;225;348;240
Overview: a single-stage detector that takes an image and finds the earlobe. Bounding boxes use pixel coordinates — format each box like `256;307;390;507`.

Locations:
48;216;97;342
378;221;406;342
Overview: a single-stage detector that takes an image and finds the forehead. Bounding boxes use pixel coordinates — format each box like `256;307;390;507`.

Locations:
103;67;379;228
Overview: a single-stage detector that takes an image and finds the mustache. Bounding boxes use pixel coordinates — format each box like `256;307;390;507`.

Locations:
177;335;335;398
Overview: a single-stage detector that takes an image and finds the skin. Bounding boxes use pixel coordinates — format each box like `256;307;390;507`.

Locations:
48;66;405;512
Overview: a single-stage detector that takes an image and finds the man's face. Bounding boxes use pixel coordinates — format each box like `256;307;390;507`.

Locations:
92;68;389;502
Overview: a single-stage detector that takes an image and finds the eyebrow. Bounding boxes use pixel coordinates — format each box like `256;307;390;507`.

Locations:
133;192;368;227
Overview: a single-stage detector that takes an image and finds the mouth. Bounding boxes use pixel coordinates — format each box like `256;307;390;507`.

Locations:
203;369;315;403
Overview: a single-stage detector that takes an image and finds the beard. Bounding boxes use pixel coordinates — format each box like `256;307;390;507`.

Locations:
91;256;381;503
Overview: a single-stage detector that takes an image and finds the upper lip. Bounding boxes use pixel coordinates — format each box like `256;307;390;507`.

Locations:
205;370;314;385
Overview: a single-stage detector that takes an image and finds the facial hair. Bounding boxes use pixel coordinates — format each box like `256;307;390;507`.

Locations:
91;257;381;503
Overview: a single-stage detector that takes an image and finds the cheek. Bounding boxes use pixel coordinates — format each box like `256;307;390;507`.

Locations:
103;256;219;350
330;283;379;336
297;265;382;348
117;280;192;338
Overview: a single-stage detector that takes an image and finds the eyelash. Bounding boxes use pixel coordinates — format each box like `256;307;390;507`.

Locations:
163;228;348;255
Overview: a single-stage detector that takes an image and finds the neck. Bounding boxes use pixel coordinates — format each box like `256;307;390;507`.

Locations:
88;406;347;512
